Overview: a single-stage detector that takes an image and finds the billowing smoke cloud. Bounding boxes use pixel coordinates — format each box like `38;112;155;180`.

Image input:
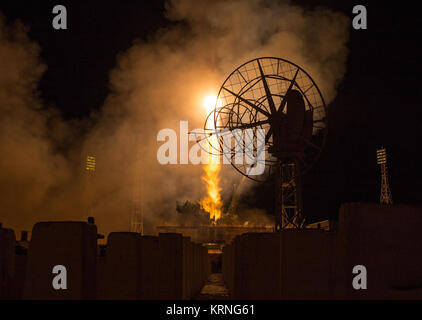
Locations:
0;16;59;230
0;15;89;234
0;0;349;237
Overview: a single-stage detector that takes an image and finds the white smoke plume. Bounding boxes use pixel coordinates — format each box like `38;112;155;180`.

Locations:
0;0;349;236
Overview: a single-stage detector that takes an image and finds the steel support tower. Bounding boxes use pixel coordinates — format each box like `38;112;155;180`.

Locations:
131;140;144;235
275;161;305;231
376;147;393;205
85;155;96;217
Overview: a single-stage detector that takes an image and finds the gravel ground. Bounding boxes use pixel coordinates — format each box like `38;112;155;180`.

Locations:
195;273;229;300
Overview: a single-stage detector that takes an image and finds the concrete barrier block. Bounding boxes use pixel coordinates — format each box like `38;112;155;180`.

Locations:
158;233;184;299
23;222;97;300
0;228;16;299
281;230;333;299
138;236;159;300
182;237;191;299
101;233;159;300
252;233;281;300
223;230;333;300
229;233;281;300
336;202;422;299
102;232;140;299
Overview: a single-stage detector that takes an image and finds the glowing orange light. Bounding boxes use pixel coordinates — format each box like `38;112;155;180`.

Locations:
200;95;222;223
203;95;222;114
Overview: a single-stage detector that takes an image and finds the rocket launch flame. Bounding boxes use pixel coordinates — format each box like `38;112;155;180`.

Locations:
200;96;223;223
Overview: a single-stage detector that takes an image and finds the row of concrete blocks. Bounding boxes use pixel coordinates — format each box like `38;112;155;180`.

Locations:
0;223;210;299
222;229;335;299
223;203;422;299
98;232;209;299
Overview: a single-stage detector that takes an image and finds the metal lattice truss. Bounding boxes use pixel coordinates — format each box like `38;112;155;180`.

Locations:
275;162;305;230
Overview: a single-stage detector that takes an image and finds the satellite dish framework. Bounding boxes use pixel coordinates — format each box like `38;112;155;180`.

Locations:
204;57;327;230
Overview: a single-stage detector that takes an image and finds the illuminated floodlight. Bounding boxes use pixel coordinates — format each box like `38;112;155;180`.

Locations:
86;155;96;171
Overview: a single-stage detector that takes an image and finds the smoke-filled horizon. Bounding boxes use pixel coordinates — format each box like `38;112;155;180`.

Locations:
0;0;349;236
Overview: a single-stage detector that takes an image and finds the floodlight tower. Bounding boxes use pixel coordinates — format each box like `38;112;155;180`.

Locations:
376;147;393;204
131;182;144;234
131;141;144;235
85;155;96;216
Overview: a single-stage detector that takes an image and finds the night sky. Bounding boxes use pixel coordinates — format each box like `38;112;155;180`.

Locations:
0;0;420;224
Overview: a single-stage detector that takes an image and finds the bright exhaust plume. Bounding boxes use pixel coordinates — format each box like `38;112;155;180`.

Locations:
200;95;223;222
